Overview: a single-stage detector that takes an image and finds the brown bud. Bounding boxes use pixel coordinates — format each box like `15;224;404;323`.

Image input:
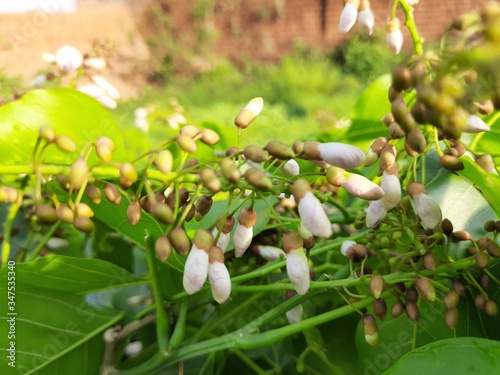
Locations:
475;294;486;310
475;154;496;173
37;204;57;224
183;158;199;170
195;194;213;220
406;286;419;303
238;207;257;228
292;141;304;155
405;301;420;322
410;101;427;124
69;157;89;191
85;185;102;204
382;114;394;127
151;203;174;225
200;129;220;145
56;204;74;224
177;134;197;153
104;184;121;204
452;230;471;241
440;155;464;171
481;274;491;290
444;291;460;309
155;235;172;262
243;145;268;163
200;169;221;192
391;99;409;127
171;227;191;256
166;188;190;209
282;231;303;253
388;122;406;139
373;298;387;320
182;202;195;222
140;194;164;213
264;140;295;160
484;220;496;232
55;134;76;153
346;244;370;263
73;216;94;233
416;277;436;302
369;275;385;299
486;240;500;258
445;308;459;329
180;125;200;138
423;252;437;271
453;278;467;297
392;65;411;91
225;146;239;157
56;174;70;191
441;218;454;236
475;99;494;116
127;202;142;226
220;158;240;183
39;125;55;143
243;168;273;190
475;252;490;268
363;314;379;346
485;300;498;316
154;150;174;174
391;300;404;318
388;85;403;102
0;186;19;203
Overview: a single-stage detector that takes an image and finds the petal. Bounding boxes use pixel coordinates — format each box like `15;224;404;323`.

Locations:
380;172;401;210
463;115;490;133
339;3;358;33
414;194;442;229
286;248;310;295
298;192;333;238
341;240;357;256
318;142;366;169
212;228;231;253
341;173;385;200
256;245;286;261
286;304;304;324
366;200;387;228
233;224;253;257
281;159;300;176
208;262;231;303
182;246;209;294
358;8;374;35
386;29;403;54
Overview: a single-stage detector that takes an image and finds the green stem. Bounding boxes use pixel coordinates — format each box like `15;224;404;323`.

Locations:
27;221;62;261
398;0;423;56
1;201;21;266
168;301;188;351
144;232;170;353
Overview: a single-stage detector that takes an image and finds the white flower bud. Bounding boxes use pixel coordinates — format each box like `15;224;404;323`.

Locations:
327;167;385;201
292;179;332;238
134;107;149;119
182;229;213;294
339;0;360;33
406;0;419;5
463;115;490;133
91;75;120;100
380;165;401;210
208;246;231;303
212;228;231;252
385;18;403;54
366;200;387;228
253;245;286;261
407;182;442;229
56;45;83;71
341;240;357;256
283;232;310;295
286;304;304;324
83;57;107;71
358;0;374;35
41;52;56;64
31;74;48;88
233;208;256;257
124;341;143;357
167;113;187;130
304;141;365;169
134;117;149;132
281;159;300;176
234;97;264;129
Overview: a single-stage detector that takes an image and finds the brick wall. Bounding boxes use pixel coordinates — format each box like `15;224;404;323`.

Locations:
150;0;490;60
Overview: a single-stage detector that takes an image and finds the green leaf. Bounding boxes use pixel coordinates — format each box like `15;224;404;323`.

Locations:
458;156;500;218
383;337;500;375
473;112;500;157
0;255;146;294
0;287;123;375
0;88;126;165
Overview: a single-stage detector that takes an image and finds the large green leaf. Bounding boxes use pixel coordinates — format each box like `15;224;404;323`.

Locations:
0;288;123;374
474;112;500;157
383;337;500;375
0;88;126;165
458;156;500;218
0;255;146;294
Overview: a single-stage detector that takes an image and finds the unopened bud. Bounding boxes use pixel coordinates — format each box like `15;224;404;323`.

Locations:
370;275;385;299
180;125;200;138
0;186;19;203
155;235;172;262
264;140;295;159
200;169;221;192
177;134;197;153
200;129;220;145
56;204;74;223
104;184;121;204
405;301;420;322
423;252;437;271
406;286;419;303
391;300;404;318
155;150;173;174
195;194;213;220
244;168;273;190
440;155;464;171
445;308;459;329
39;125;55;143
69;157;89;191
37;204;58;224
475;294;487;310
338;0;360;33
96;136;115;162
152;203;174;225
386;18;403;54
475;154;497;174
441;218;454;236
55;134;76;153
373;298;387;321
85;185;101;204
406;128;426;153
243;145;268;163
476;252;490;268
73;216;94;233
283;232;310;295
127;202;142;226
119;163;138;186
452;230;471;241
392;65;411;91
75;203;94;218
486;240;500;258
220;158;240;183
444;291;460;309
416;277;436;302
234;97;264;129
171;226;191;256
485;300;498;316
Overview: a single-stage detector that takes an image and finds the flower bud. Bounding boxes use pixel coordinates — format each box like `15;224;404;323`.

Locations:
119;163;138;188
486;240;500;258
0;186;19;203
370;275;385;299
286;303;304;325
234;97;264;129
96;136;115;162
475;154;497;174
423;252;437;270
56;45;83;71
386;18;403;54
444;291;459;309
180;125;200;138
234;208;257;257
200;129;220;145
220;158;241;183
365;137;388;166
304;141;365;169
416;277;436;302
264;140;295;160
463;115;490;133
195;194;213;221
183;229;213;294
452;230;471;241
406;128;426;153
405;301;420;322
439;155;464;171
171;227;191;256
212;217;234;252
380;164;401;210
73;216;94;233
37;204;58;224
327;167;385;201
75;203;94;218
291;179;332;238
441;218;454;236
407;182;442;229
476;252;490;268
365;200;387;228
69;157;89;191
177;134;197;153
83;57;106;71
485;300;498;316
363;314;379;346
55;134;77;154
391;300;404;318
200;169;221;192
91;75;120;100
475;99;494;116
338;0;359;33
155;235;172;262
379;145;397;171
406;286;419;303
392;65;411;92
208;246;231;303
374;298;387;321
104;183;121;204
152;203;174;225
283;232;309;295
56;204;74;224
281;159;300;176
39;125;55;143
358;0;374;35
127;202;142;226
453;278;466;297
445;308;459;329
475;294;486;310
252;244;286;261
85;184;102;204
346;244;370;262
155;150;174;174
243;168;273;190
243;145;268;163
